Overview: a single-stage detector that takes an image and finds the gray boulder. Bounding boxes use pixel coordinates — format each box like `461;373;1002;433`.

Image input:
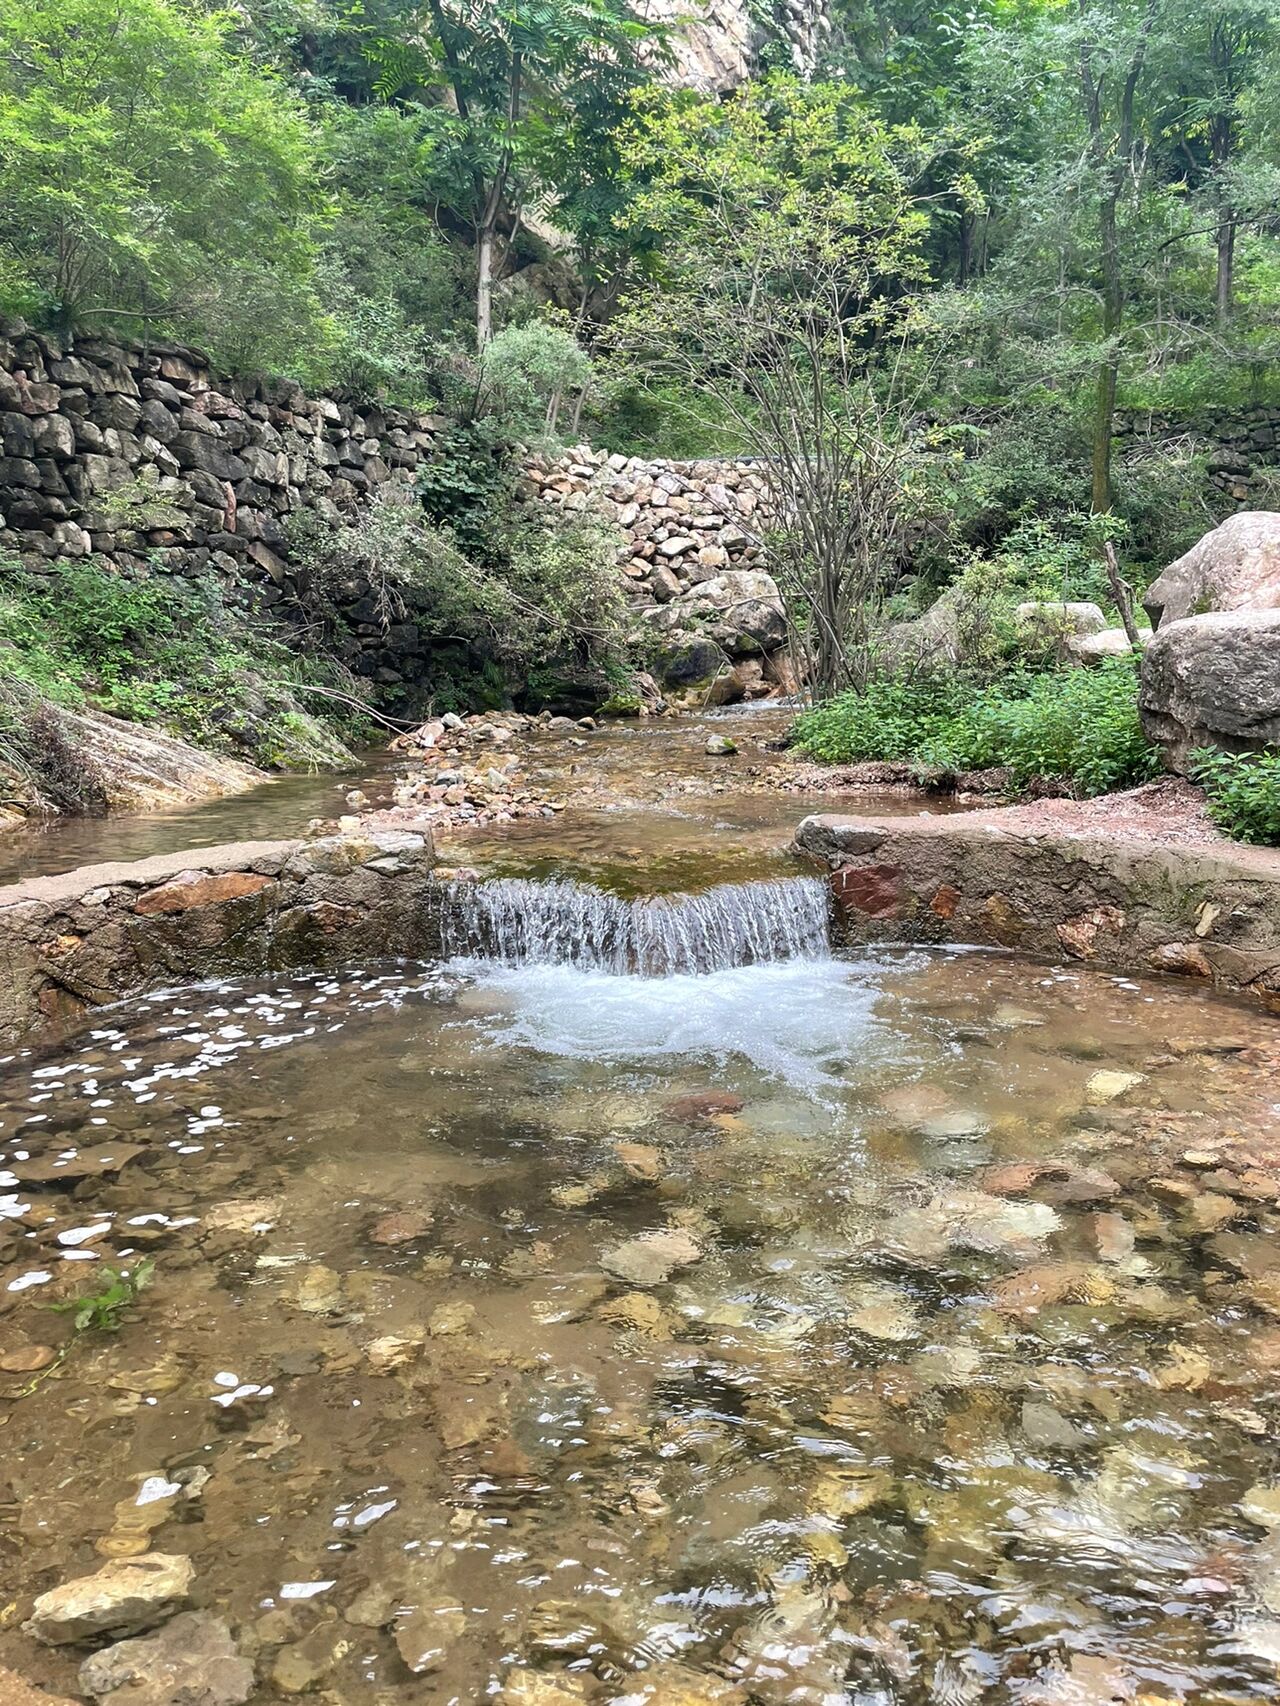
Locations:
1145;511;1280;628
650;569;786;657
1139;608;1280;771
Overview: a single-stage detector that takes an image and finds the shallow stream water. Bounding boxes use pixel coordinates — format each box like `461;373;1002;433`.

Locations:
3;716;1280;1704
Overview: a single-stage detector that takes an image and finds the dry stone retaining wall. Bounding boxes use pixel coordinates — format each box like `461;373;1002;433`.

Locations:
0;322;449;697
523;445;773;599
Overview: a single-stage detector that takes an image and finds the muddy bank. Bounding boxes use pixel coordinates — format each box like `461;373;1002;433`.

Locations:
797;781;1280;1005
0;830;435;1046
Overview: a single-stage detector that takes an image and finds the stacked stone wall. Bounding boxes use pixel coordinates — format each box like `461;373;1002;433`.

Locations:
523;445;773;606
0;321;448;697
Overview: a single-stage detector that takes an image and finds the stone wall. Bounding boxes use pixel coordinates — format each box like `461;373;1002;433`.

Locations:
0;831;439;1046
797;809;1280;1007
1115;406;1280;504
524;445;772;599
0;322;449;700
523;446;792;701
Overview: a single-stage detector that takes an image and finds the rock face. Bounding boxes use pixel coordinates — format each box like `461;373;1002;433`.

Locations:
25;1553;195;1644
1140;608;1280;770
1144;511;1280;627
1139;513;1280;769
78;1612;253;1706
644;0;832;92
56;707;265;814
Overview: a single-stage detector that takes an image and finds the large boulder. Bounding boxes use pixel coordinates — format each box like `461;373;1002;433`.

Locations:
1139;608;1280;771
1144;511;1280;628
650;569;787;658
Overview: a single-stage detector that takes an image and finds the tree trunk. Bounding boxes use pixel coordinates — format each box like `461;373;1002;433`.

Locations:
476;223;494;349
1091;188;1122;515
1216;208;1236;327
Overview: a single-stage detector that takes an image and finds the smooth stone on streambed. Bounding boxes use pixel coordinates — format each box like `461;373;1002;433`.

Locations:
1085;1069;1146;1104
600;1229;703;1285
705;734;737;756
1241;1484;1280;1531
78;1612;253;1706
26;1554;195;1644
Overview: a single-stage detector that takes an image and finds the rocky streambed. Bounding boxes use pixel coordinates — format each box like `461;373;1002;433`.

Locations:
3;710;1280;1705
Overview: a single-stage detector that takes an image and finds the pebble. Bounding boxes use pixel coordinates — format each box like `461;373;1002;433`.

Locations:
429;1301;476;1337
1085;1070;1146;1104
0;1343;56;1373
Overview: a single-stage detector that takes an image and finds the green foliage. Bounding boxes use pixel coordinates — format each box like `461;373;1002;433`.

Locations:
0;557;366;771
0;0;323;358
1192;747;1280;843
793;658;1160;795
53;1259;155;1335
479;321;592;440
291;483;631;706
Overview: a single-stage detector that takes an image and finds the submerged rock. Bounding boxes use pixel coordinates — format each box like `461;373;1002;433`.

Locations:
500;1670;593;1704
392;1601;467;1674
600;1229;703;1285
78;1611;253;1706
26;1554;195;1644
1085;1070;1146;1105
271;1619;353;1693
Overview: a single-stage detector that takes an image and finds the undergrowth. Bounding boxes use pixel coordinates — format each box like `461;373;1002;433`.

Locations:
792;657;1160;797
0;555;371;807
1192;749;1280;846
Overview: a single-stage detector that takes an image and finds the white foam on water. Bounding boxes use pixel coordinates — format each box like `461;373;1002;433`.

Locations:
445;956;887;1089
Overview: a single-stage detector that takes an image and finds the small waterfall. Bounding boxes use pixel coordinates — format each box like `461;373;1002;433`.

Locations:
440;876;831;976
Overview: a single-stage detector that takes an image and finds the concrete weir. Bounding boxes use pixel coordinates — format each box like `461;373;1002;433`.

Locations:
0;830;436;1046
795;807;1280;1007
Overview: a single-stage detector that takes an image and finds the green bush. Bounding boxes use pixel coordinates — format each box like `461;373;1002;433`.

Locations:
792;657;1159;796
0;557;366;771
1191;749;1280;846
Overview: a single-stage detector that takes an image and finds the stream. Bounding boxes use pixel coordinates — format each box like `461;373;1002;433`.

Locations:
3;707;1280;1704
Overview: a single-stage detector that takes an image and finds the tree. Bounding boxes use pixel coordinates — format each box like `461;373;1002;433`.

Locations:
0;0;322;349
1151;0;1280;325
616;79;932;699
359;0;661;348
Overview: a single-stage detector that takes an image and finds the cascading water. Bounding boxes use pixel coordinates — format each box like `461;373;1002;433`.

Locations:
439;875;832;976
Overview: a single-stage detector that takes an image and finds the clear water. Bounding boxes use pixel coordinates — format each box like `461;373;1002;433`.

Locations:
3;920;1280;1703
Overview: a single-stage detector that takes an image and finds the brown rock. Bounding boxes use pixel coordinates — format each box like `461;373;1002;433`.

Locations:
369;1210;432;1246
834;863;903;918
1056;905;1125;959
979;893;1027;945
1148;942;1213;978
665;1090;744;1122
0;1344;56;1374
929;883;960;920
133;871;272;916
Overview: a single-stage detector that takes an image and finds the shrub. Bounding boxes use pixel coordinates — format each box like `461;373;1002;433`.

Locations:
1191;749;1280;846
792;657;1159;796
791;675;971;764
291;485;631;707
0;556;367;774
